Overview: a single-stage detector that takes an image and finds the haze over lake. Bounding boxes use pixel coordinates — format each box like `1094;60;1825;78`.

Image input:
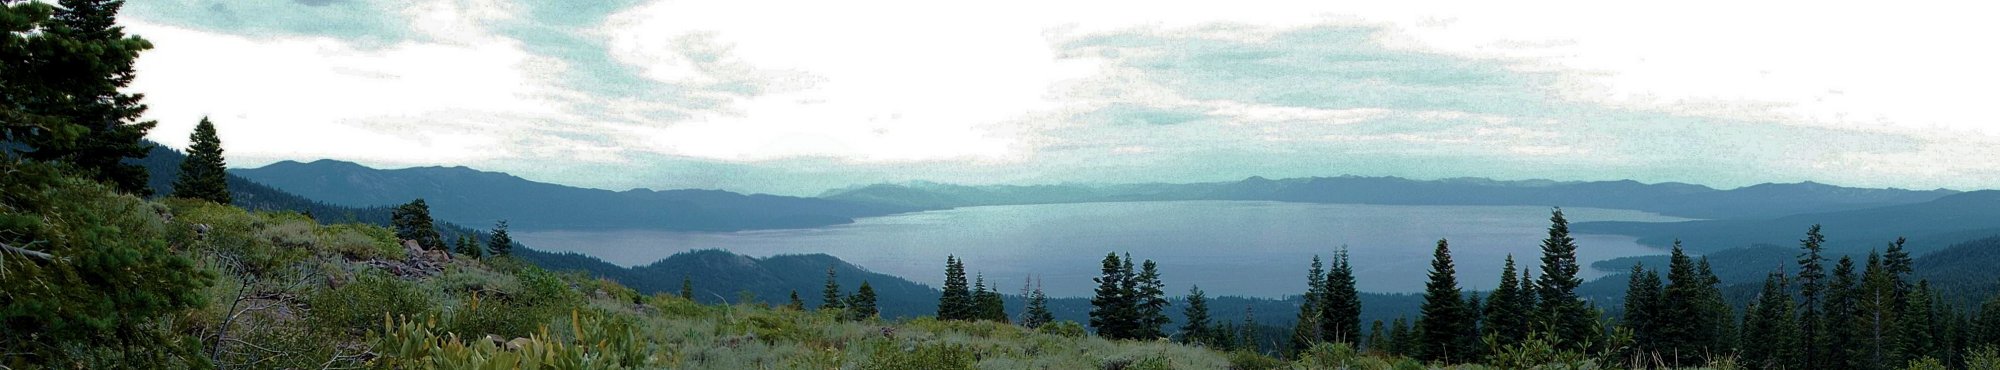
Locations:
517;201;1690;298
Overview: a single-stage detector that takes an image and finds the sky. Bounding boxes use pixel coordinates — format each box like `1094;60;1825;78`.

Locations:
120;0;2000;196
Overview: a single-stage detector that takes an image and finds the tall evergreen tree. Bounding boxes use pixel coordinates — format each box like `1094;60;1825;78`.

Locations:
1694;257;1735;356
1825;256;1865;370
1418;239;1474;363
1241;306;1262;353
820;266;844;310
1090;253;1136;339
939;256;972;320
1858;252;1902;368
1741;268;1802;370
1484;255;1530;344
1623;263;1664;355
1294;255;1327;352
391;199;444;250
1324;247;1362;345
1023;282;1054;329
169;117;228;203
1135;259;1170;339
786;290;805;310
845;281;878;320
453;235;481;258
486;220;512;257
1884;237;1914;292
1897;281;1938;365
14;0;157;195
972;274;1009;323
1656;241;1706;365
680;275;694;300
1182;285;1214;346
1388;317;1413;357
1536;208;1595;351
1366;320;1389;354
1797;225;1829;368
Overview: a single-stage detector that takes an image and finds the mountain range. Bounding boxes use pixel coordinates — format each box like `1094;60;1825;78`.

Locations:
232;159;917;231
823;176;1957;220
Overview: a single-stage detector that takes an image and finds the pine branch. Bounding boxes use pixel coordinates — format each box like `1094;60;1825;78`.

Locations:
0;241;55;261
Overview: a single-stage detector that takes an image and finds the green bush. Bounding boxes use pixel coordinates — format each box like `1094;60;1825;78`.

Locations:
308;272;435;335
1038;320;1088;338
1295;342;1361;368
862;341;975;370
316;223;404;260
1226;349;1285;370
0;159;215;367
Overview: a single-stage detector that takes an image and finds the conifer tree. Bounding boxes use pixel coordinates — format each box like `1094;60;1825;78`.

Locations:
391;199;444;250
1536;208;1594;350
1366;320;1389;354
846;281;878;320
1023;281;1054;329
486;220;512;256
1979;294;2000;349
1484;254;1529;344
16;0;157;196
1797;225;1829;368
1418;239;1473;363
820;266;844;310
972;274;1009;323
680;275;694;300
1090;253;1135;339
939;256;972;320
787;290;805;310
453;235;481;258
1135;259;1170;339
1388;317;1412;356
170;117;228;203
1898;281;1938;364
1324;247;1362;345
1741;268;1801;370
1182;285;1213;346
1656;241;1705;365
1623;263;1664;354
1294;255;1326;352
1241;306;1262;353
1858;252;1902;368
1694;257;1735;355
1825;256;1865;370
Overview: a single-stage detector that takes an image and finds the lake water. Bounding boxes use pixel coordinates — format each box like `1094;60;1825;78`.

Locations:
515;201;1689;298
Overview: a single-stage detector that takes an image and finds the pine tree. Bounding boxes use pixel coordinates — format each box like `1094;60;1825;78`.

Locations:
1825;256;1865;370
1366;320;1389;354
1694;257;1735;356
1536;208;1594;351
1484;254;1529;344
1418;239;1473;363
1294;255;1327;352
1898;281;1938;364
680;275;694;300
1797;225;1829;368
1241;307;1262;353
939;256;972;320
1884;237;1914;291
391;199;444;250
1090;253;1135;339
787;290;805;310
1182;285;1214;346
486;220;512;257
170;117;228;203
1858;252;1901;368
1388;317;1413;357
453;235;481;258
1023;281;1054;329
972;274;1009;323
1135;259;1169;339
1656;241;1706;365
17;0;157;196
820;266;844;310
846;281;878;320
1741;268;1801;370
1979;294;2000;349
1623;263;1664;355
1324;247;1362;345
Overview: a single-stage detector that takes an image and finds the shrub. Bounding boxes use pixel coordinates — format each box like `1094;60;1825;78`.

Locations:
1038;320;1088;338
317;223;403;260
1226;349;1286;370
308;272;435;336
1295;342;1361;368
862;341;975;370
0;159;214;367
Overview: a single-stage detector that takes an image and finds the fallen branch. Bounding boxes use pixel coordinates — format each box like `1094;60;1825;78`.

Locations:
0;241;54;261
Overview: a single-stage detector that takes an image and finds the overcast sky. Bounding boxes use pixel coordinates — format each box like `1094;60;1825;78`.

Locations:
121;1;2000;195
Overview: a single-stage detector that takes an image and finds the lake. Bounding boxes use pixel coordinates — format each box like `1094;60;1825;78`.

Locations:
514;201;1690;298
